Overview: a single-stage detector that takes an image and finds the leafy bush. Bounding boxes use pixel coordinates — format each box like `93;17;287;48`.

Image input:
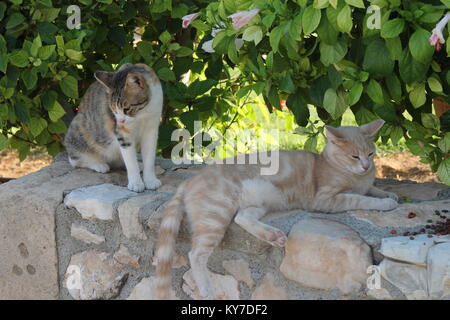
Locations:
0;0;449;184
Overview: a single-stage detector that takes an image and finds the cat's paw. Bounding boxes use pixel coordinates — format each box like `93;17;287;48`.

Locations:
265;229;287;247
91;163;110;173
382;191;399;202
128;179;145;193
378;198;398;211
144;176;161;190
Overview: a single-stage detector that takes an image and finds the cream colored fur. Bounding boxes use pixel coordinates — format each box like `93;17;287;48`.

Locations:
155;119;398;299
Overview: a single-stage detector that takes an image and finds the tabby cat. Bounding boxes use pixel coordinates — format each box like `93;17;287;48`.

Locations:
64;63;163;192
154;119;398;299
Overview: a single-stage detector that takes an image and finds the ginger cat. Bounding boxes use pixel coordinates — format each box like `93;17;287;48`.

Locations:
154;119;398;299
64;63;163;192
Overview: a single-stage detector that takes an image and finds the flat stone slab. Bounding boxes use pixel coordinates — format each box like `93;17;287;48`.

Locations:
70;224;105;245
379;258;428;300
350;200;450;227
427;242;450;298
118;192;169;240
64;183;136;220
280;218;372;294
64;249;128;300
379;234;450;266
0;155;126;299
127;276;178;300
375;180;448;201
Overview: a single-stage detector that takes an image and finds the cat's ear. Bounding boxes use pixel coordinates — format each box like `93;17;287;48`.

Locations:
94;71;114;90
359;119;385;139
126;73;145;89
325;126;348;145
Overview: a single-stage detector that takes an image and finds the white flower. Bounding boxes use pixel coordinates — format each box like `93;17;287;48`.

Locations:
201;37;244;53
228;8;260;30
181;12;200;29
429;13;450;51
201;40;215;53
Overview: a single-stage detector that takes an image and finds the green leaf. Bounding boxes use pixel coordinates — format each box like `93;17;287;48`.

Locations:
337;4;352;34
191;20;210;32
48;101;65;122
345;0;365;8
0;3;6;21
287;91;310;126
386;74;402;101
157;67;176;82
176;47;193;57
323;87;348;119
323;88;337;117
38;45;56;60
437;158;450;186
159;31;172;45
30;35;42;57
60;75;78;98
188;79;217;97
243;26;263;46
55;35;64;56
385;37;402;61
269;25;284;53
366;79;384;104
317;14;338;44
22;68;38;90
348;82;363;106
438;133;450;153
280;73;295;93
354;107;378;125
302;6;321;35
0;134;7;150
320;40;347;66
374;101;397;123
304;135;318;152
399;49;428;84
380;18;404;38
409;83;426;109
29;118;47;137
421;113;440;130
314;0;329;9
408;29;434;64
9;50;29;68
6;13;25;29
65;49;83;62
427;76;443;93
48;119;67;134
0;54;7;73
363;39;394;78
390;126;403;145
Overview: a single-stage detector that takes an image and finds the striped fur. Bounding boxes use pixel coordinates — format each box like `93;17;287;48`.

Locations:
154;120;399;300
64;63;163;192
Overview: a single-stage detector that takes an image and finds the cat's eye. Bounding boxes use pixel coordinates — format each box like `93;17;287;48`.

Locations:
130;99;148;107
352;155;360;159
368;152;374;157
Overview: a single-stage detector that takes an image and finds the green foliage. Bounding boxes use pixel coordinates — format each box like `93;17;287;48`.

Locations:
0;0;449;184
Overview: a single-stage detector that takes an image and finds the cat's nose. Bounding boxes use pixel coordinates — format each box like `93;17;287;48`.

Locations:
362;163;370;171
118;119;126;124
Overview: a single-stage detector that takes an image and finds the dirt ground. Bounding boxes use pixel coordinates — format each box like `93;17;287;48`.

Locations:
0;149;441;184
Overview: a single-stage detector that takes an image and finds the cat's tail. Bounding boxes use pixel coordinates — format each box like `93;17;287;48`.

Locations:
154;182;186;299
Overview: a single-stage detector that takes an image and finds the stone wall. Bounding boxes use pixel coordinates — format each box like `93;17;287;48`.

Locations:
1;153;449;300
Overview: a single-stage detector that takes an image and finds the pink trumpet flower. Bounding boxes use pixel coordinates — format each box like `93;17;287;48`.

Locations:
429;13;450;51
228;8;260;30
181;12;200;29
